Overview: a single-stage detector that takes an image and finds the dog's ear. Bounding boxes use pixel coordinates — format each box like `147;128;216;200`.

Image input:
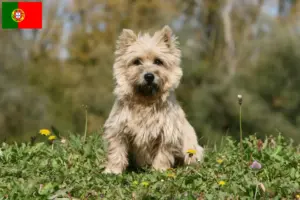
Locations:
156;25;179;49
115;29;137;55
160;25;173;48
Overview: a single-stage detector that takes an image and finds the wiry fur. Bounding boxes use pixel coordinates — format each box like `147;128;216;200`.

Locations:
103;26;204;174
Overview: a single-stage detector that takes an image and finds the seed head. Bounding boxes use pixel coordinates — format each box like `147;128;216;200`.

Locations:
237;94;243;105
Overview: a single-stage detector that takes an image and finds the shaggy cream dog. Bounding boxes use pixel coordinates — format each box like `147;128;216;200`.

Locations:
103;25;204;174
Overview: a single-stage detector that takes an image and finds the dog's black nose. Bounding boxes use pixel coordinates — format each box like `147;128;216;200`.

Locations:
144;73;154;83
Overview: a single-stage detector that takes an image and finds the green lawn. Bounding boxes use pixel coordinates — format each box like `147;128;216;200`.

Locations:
0;132;299;200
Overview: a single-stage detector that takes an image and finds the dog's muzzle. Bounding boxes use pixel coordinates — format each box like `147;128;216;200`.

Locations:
136;72;159;96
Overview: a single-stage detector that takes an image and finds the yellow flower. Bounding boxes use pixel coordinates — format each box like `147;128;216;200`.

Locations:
48;135;56;140
132;181;138;185
186;149;196;156
296;194;300;199
166;172;176;178
217;159;223;164
39;129;51;136
218;181;226;186
141;181;149;187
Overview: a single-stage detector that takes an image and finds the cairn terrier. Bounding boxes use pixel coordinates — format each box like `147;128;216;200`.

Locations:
103;25;204;174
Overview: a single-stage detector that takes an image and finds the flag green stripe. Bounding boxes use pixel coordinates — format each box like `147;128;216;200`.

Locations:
2;2;18;29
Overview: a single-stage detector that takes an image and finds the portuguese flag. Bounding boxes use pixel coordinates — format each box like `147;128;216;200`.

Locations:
2;1;42;29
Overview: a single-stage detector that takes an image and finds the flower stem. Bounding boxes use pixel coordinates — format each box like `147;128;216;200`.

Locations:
254;183;258;200
239;104;243;151
83;106;88;143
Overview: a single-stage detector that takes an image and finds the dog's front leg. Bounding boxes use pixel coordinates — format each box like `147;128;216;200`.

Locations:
103;136;128;174
152;148;174;171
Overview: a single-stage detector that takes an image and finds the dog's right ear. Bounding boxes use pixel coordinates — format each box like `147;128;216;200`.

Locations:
115;29;137;55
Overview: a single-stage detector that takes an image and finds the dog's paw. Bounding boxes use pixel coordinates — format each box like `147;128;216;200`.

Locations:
102;167;123;175
152;163;170;172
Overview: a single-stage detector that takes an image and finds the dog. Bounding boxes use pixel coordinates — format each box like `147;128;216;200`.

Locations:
103;25;204;174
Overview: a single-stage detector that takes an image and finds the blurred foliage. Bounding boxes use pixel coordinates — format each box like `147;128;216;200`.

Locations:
1;0;300;144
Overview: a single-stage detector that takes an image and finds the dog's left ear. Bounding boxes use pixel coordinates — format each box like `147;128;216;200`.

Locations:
157;25;178;49
115;29;137;55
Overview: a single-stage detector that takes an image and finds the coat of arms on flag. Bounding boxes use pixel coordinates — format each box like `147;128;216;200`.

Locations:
11;9;25;23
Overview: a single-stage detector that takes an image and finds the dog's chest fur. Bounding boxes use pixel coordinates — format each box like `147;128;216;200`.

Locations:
125;102;182;144
120;101;184;165
121;101;184;166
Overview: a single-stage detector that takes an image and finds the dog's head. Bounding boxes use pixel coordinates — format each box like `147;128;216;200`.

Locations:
113;25;182;102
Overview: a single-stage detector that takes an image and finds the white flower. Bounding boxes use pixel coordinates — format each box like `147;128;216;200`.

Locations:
61;138;66;144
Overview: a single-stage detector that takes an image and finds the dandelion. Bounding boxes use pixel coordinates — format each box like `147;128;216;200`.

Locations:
216;159;223;164
48;135;56;150
186;149;196;157
141;181;149;187
218;181;226;186
48;135;56;141
39;129;51;136
186;149;196;165
250;160;262;170
166;172;176;178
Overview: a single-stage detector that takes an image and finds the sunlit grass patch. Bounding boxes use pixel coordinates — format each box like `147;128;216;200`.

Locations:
0;133;299;199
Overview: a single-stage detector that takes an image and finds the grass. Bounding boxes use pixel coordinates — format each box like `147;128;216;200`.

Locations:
0;132;300;200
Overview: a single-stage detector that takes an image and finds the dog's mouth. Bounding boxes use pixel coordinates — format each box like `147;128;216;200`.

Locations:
136;83;159;97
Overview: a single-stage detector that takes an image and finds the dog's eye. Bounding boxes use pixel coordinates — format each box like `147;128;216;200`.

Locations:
133;58;142;65
154;58;163;66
